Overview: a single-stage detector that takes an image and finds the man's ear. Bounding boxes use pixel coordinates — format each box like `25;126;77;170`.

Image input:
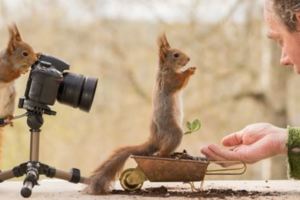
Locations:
158;33;171;61
296;12;300;30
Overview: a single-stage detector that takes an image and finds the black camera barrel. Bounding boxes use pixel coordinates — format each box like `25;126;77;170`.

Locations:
57;73;98;112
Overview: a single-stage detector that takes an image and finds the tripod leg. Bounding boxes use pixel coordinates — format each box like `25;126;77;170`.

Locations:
21;162;39;198
20;127;41;198
39;163;89;184
0;170;17;182
21;177;34;198
54;168;89;184
0;163;27;182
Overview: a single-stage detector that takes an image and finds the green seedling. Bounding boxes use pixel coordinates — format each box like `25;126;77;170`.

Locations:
184;119;201;135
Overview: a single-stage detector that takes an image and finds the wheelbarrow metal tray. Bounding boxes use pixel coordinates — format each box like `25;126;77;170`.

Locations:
132;155;209;182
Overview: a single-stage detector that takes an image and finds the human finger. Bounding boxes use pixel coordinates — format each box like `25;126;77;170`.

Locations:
201;145;225;160
201;145;234;167
208;144;242;162
221;130;244;147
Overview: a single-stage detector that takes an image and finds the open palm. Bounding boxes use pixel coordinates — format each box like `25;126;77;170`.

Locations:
201;123;287;164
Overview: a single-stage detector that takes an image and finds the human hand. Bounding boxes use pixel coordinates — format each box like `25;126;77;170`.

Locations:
201;123;287;165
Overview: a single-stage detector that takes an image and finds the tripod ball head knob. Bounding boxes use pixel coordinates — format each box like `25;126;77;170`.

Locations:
27;112;43;130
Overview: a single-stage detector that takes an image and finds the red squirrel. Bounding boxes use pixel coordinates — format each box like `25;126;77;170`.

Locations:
0;24;38;165
85;34;196;194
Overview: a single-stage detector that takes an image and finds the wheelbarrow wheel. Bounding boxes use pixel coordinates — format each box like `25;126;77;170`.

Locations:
119;168;144;191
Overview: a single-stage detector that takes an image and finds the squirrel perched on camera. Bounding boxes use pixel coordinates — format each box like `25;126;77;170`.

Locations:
0;24;38;165
85;34;196;194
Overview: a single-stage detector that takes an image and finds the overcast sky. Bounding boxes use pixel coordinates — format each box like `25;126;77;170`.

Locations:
1;0;262;25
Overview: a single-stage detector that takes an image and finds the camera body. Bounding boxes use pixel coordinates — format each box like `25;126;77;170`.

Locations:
19;54;98;114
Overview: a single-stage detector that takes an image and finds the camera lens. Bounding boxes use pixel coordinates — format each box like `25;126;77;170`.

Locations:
57;72;98;112
79;77;98;111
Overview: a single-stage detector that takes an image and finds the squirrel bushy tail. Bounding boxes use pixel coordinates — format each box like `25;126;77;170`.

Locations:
86;140;157;194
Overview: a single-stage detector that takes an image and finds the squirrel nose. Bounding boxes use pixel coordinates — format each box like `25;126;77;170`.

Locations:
187;57;190;62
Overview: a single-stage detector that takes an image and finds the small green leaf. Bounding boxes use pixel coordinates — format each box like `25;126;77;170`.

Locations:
186;121;192;131
191;119;201;131
184;119;201;135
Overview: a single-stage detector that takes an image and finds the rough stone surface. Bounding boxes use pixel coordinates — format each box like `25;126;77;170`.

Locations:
0;180;299;199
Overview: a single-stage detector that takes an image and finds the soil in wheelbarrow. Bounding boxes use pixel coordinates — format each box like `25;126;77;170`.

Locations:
142;150;208;162
165;150;208;161
112;186;280;198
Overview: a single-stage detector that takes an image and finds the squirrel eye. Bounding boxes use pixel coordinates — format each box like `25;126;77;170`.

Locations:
174;53;179;58
22;51;28;57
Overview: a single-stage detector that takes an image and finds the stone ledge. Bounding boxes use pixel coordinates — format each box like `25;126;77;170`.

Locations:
0;180;299;199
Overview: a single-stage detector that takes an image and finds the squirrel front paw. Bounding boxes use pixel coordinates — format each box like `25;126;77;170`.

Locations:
6;115;14;127
0;115;14;127
186;67;196;75
20;67;30;75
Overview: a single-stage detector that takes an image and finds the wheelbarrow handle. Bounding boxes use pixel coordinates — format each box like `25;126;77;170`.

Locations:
205;160;247;175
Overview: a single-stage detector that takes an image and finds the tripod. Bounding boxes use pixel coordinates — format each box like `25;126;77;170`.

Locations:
0;111;88;198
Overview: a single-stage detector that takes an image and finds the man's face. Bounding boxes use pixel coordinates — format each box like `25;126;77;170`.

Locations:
264;0;300;73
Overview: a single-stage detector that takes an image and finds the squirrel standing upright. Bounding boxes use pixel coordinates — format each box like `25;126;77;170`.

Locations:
85;34;196;194
0;24;38;165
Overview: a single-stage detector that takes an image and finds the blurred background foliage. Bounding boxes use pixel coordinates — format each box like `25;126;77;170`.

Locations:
0;0;298;181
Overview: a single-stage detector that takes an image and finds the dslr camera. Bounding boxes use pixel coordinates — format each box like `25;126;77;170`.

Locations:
19;54;98;114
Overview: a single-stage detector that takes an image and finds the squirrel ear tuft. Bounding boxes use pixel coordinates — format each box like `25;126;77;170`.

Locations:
158;33;171;61
7;27;16;54
8;23;22;42
7;23;22;54
12;23;22;41
158;33;170;49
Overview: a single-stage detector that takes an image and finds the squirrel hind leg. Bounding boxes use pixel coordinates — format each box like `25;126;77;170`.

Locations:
157;150;170;157
157;129;183;157
157;141;180;157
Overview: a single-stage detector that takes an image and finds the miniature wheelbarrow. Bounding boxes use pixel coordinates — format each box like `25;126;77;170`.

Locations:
119;154;247;191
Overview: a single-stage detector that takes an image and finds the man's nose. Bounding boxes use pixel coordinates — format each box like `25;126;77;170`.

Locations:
280;50;292;66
